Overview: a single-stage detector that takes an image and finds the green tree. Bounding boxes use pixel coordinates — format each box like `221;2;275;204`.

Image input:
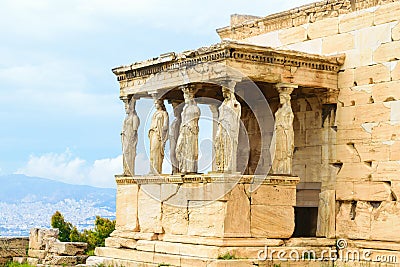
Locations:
94;216;115;247
50;212;115;255
69;226;85;243
50;211;72;242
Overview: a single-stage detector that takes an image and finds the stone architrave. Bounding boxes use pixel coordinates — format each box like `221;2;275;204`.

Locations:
271;83;297;175
215;86;241;172
148;99;169;174
176;85;201;174
169;101;183;174
121;97;140;176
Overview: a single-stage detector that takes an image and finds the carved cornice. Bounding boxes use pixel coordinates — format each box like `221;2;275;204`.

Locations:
115;174;300;186
112;41;344;83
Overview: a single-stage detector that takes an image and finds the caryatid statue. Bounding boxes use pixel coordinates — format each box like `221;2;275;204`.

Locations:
215;86;241;173
148;99;169;174
121;97;140;176
271;83;297;175
176;85;201;174
169;101;183;174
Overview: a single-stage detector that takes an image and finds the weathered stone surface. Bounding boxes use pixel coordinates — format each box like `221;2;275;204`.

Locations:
251;185;296;206
105;236;137;249
337;140;390;163
26;257;39;266
223;185;251;237
373;41;400;63
95;247;155;263
322;33;354;54
137;185;163;233
371;122;400;142
390;141;400;161
372;81;400;102
188;201;226;237
0;237;29;259
161;204;188;235
339;10;374;33
278;26;307;45
12;257;27;264
393;23;400;41
316;190;336;238
391;181;400;200
27;249;46;259
336;201;372;240
354;64;391;86
115;183;139;231
307;17;338;39
338;69;355;89
285;38;323;54
336;182;391;201
85;256;106;266
372;161;400;181
371;202;400;242
48;241;86;256
392;60;400;81
336;162;373;181
44;255;88;265
29;228;58;250
341;48;373;69
354;23;392;51
354;103;391;124
374;1;400;25
250;205;294;238
136;240;156;252
243;31;282;48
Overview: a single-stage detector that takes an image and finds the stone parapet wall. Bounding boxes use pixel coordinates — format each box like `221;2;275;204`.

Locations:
0;237;28;265
217;0;398;40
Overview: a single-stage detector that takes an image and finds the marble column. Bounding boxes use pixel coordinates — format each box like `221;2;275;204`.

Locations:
175;84;201;174
208;103;219;172
148;98;169;175
169;100;183;174
214;85;241;173
121;96;140;176
271;83;298;175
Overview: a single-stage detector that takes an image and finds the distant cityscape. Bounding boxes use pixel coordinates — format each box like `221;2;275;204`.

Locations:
0;199;115;237
0;174;116;237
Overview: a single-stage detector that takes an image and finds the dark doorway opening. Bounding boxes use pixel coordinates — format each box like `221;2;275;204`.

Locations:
293;207;318;237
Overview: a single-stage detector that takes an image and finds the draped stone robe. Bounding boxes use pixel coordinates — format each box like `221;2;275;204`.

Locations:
176;102;201;174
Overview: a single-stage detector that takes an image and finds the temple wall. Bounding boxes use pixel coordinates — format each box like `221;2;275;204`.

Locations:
229;1;400;241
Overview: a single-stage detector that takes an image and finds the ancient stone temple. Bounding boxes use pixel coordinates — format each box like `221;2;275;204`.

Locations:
90;0;400;266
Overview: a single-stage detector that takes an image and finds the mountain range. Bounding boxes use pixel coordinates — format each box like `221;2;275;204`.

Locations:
0;174;116;237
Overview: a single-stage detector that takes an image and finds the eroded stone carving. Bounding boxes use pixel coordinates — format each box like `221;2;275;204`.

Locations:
176;85;201;174
149;99;169;174
215;86;241;172
169;101;183;174
121;97;140;176
271;83;297;175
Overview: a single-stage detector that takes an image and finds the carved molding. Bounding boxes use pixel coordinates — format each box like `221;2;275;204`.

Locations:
112;41;344;83
115;174;300;186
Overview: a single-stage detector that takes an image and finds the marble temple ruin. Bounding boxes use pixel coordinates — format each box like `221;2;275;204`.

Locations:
89;0;400;266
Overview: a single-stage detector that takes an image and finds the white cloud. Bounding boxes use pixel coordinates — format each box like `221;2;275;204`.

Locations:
16;149;123;188
14;149;165;188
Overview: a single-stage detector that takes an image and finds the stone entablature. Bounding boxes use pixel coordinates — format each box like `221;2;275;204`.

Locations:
217;0;398;40
112;41;344;98
115;174;299;185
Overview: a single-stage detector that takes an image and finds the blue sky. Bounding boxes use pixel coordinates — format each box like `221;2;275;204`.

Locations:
0;0;316;188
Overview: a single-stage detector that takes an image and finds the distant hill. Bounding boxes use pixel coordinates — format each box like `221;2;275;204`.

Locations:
0;174;115;207
0;174;116;236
